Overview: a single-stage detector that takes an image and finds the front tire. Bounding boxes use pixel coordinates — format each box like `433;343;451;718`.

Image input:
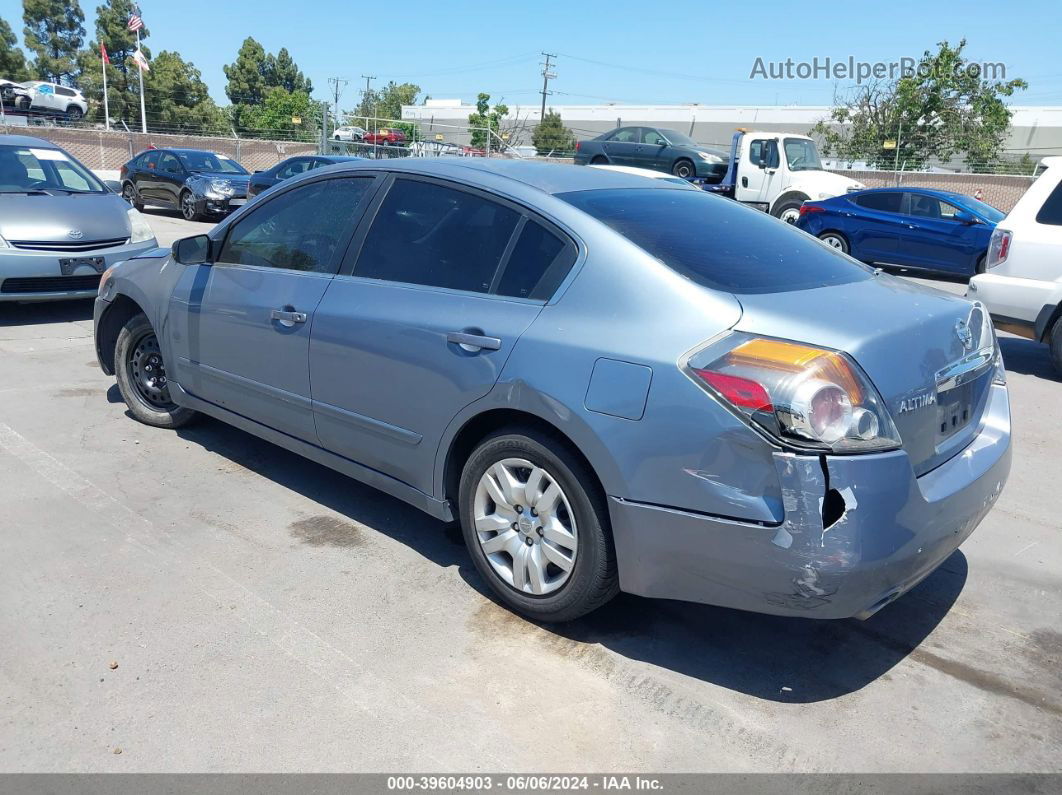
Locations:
1049;314;1062;378
458;429;618;622
180;190;203;222
672;158;695;178
819;231;849;254
114;314;198;429
122;181;144;212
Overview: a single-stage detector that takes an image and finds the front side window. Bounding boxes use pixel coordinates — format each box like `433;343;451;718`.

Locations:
560;188;871;295
218;178;374;273
643;129;668;146
158;153;182;173
354;178;519;293
657;129;696;146
0;144;105;193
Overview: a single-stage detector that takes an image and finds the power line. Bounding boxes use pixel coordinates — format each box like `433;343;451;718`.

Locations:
327;76;348;130
539;52;556;122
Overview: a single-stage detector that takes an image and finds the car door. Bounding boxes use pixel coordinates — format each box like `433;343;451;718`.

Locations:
897;193;982;274
309;174;576;495
156;151;186;206
135;150;162;201
165;175;380;442
849;191;905;263
602;128;641;166
735;138;775;204
640;128;670;171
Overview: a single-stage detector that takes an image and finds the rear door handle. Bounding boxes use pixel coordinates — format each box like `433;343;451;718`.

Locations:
446;331;501;352
271;308;307;327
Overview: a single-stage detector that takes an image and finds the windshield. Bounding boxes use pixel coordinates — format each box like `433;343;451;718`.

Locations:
658;129;697;146
783;138;823;172
0;144;106;194
559;188;873;294
958;196;1006;224
175;151;248;175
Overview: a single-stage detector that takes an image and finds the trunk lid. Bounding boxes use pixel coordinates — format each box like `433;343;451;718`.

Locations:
732;273;995;475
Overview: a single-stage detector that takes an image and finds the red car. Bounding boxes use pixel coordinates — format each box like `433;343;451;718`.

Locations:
362;129;407;146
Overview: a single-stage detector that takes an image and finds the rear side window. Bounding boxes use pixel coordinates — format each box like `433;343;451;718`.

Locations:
854;192;903;213
218;177;373;273
1035;180;1062;226
496;220;576;299
559;188;872;295
142;151;160;170
354;178;519;293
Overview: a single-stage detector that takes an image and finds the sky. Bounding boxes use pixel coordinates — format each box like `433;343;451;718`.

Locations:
1;0;1060;110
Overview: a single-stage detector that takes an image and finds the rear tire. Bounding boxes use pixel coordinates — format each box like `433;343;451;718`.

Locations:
590;155;608;165
66;105;83;121
1049;315;1062;378
672;158;695;179
115;314;198;429
458;428;619;622
818;231;849;254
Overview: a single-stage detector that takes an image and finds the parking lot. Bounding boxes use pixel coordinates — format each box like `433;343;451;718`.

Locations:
0;209;1059;773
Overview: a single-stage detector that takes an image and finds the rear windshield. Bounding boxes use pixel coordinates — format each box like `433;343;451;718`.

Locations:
558;188;873;294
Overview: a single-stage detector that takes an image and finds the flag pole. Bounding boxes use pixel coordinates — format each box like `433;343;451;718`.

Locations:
101;45;110;131
136;28;146;133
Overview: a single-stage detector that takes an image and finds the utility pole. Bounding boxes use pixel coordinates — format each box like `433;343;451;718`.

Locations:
361;74;377;154
327;76;348;135
539;53;556;124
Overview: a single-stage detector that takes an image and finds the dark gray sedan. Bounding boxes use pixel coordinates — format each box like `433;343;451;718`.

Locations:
574;126;728;181
93;159;1010;622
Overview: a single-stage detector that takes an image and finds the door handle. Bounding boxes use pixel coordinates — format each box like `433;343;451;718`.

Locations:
271;308;307;327
446;331;501;352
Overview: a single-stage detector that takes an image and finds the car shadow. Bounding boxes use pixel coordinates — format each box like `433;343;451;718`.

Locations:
0;299;94;326
175;415;966;704
999;336;1059;381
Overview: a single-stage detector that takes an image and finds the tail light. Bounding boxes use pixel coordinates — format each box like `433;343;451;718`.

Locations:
575;141;581;152
986;229;1011;269
687;334;901;453
799;204;825;216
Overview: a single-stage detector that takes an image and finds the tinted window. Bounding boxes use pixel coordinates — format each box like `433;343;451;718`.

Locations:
1035;180;1062;226
748;140;767;166
854;192;902;213
56;86;75;97
142;150;160;170
496;220;575;299
355;179;519;293
218;178;373;273
559;188;872;294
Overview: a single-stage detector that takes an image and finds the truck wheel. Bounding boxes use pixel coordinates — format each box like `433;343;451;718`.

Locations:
458;428;619;622
672;159;695;179
772;196;806;224
1050;315;1062;378
819;232;849;254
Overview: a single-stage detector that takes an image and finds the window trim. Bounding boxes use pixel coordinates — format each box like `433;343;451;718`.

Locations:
336;173;579;303
213;173;382;276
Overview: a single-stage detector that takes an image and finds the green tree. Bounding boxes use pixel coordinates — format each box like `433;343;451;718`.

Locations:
23;0;85;84
263;47;311;94
0;15;30;80
74;0;149;126
349;81;419;125
240;86;319;141
144;50;226;134
532;110;575;155
467;92;508;150
811;39;1027;171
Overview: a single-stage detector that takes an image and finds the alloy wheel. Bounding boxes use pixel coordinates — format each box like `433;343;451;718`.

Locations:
181;194;197;221
473;458;578;596
821;234;846;250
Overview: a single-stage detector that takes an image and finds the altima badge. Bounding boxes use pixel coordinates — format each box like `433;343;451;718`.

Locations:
955;319;974;351
898;391;937;414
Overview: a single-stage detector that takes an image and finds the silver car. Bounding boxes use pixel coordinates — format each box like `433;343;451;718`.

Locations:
93;159;1011;622
0;135;158;302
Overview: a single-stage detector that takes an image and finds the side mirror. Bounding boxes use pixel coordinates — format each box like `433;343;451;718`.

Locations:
953;210;978;224
103;179;122;193
172;234;212;265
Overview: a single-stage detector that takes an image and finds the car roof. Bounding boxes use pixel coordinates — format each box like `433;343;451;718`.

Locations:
850;186;975;203
0;134;59;149
327;157;687;195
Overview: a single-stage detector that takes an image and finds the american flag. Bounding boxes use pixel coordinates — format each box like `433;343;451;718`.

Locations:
127;13;144;32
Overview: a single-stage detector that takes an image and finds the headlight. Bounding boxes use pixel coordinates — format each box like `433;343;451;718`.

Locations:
127;208;155;244
207;178;234;197
697;152;723;163
687;334;901;453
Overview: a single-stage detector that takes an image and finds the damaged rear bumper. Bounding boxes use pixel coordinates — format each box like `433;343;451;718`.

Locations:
608;382;1011;619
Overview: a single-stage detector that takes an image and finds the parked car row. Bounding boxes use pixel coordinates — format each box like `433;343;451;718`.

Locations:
89;157;1012;624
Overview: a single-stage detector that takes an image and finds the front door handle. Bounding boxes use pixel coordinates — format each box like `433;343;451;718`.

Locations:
446;331;501;352
271;308;307;328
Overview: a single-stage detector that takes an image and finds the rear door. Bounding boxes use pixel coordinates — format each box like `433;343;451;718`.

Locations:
849;191;905;263
156;151;186;206
166;175;379;442
897;193;983;274
135;150;161;200
309;175;577;494
603;128;641;166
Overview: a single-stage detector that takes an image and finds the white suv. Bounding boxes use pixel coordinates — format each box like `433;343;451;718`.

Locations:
969;156;1062;374
22;81;88;120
